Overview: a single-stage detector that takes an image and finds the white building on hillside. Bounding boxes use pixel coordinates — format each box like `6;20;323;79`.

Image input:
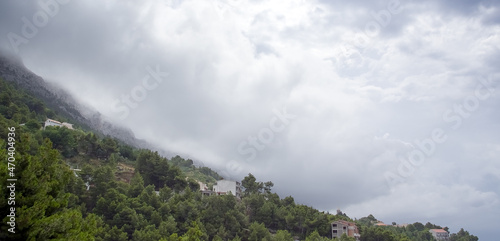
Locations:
213;179;242;199
429;229;449;240
45;119;62;128
62;122;74;129
44;119;74;130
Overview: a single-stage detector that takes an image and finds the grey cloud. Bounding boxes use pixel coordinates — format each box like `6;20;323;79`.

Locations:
1;0;499;239
433;0;500;15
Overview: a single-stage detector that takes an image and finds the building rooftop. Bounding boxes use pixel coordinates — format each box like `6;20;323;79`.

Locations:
430;229;448;233
46;118;62;124
331;220;356;225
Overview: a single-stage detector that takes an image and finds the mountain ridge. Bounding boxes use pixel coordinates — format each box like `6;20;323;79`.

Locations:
0;52;175;157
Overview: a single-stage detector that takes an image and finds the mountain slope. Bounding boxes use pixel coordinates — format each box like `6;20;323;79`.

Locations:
0;52;153;151
0;52;217;183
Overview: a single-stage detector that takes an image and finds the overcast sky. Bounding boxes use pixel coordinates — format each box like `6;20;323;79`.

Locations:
1;0;499;239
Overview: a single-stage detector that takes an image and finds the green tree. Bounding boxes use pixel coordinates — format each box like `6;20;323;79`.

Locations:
41;126;78;157
187;178;200;191
28;210;99;240
90;165;118;206
242;173;263;195
119;144;136;160
248;222;271;241
243;193;265;222
181;221;208;241
159;216;178;237
241;173;264;195
340;233;356;241
136;150;177;189
132;224;162;241
450;228;478;241
159;186;173;202
255;201;276;227
24;119;41;131
360;226;396;241
0;137;97;240
129;172;145;197
100;225;129;241
413;222;425;231
111;205;139;238
274;230;294;241
101;137;119;159
264;181;274;194
200;194;247;240
305;230;330;241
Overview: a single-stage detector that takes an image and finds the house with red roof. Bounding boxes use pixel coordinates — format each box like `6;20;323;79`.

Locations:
429;229;449;241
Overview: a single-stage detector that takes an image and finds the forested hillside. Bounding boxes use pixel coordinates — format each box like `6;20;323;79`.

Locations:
0;77;478;241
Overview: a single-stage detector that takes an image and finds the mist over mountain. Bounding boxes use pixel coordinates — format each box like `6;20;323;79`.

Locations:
0;52;174;157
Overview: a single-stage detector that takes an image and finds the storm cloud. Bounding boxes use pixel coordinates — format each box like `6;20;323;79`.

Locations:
1;0;499;239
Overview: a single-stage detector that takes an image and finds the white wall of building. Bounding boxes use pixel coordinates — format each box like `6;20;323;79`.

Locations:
213;180;241;198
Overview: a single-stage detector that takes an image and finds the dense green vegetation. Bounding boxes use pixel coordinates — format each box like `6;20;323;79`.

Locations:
354;215;477;241
0;77;479;240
